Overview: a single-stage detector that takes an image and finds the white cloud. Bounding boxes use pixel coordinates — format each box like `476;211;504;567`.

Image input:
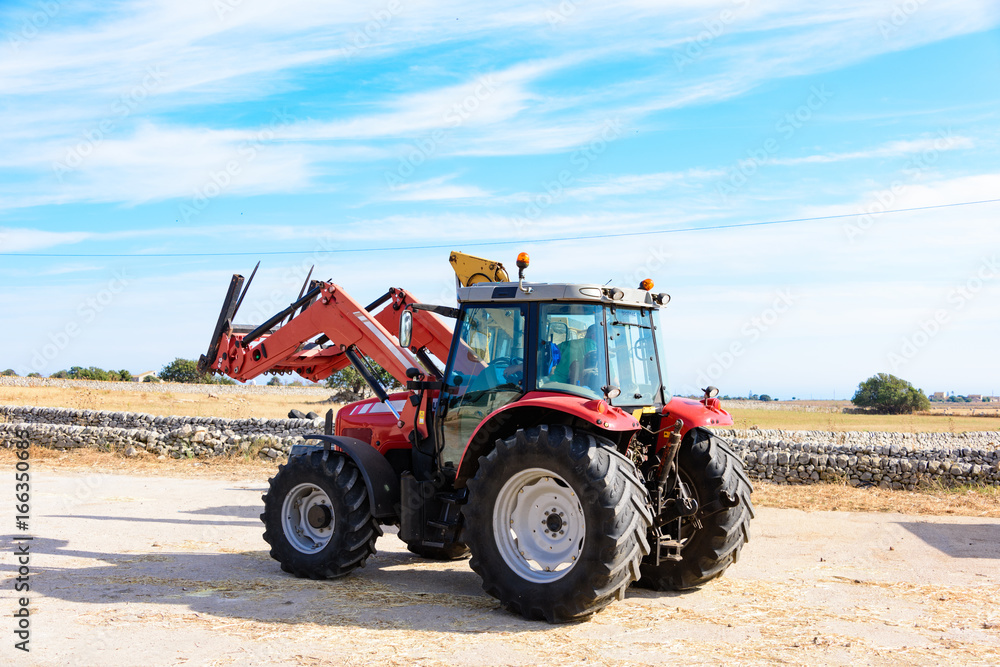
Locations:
770;136;976;166
2;0;998;210
385;174;492;201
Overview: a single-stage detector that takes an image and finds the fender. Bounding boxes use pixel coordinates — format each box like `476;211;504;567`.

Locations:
455;391;641;485
663;396;733;436
295;435;401;520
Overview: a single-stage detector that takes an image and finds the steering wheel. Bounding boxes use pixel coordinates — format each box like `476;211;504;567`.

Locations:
496;356;524;384
633;337;655;360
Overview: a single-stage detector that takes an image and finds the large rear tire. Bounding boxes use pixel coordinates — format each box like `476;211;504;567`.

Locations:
261;450;381;579
463;425;652;623
638;428;753;590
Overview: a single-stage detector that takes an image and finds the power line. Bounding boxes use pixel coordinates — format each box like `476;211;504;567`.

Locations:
3;197;998;258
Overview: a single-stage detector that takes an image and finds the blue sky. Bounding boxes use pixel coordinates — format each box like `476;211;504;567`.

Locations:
1;0;999;399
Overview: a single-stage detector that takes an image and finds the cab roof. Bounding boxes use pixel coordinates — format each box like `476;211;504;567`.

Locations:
456;282;665;308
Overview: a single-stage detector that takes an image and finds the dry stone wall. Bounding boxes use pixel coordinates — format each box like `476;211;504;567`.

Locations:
2;406;998;487
719;428;1000;489
0;406;323;460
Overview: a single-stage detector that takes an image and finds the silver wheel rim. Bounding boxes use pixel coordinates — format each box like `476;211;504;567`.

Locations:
281;483;335;554
492;467;585;583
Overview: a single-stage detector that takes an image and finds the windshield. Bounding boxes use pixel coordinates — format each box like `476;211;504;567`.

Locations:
607;307;663;405
535;303;607;400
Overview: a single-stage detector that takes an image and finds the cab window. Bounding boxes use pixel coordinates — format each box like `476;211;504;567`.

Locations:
535;303;608;400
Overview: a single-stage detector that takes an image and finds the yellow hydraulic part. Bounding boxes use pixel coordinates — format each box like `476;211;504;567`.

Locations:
449;251;511;287
632;406;658;421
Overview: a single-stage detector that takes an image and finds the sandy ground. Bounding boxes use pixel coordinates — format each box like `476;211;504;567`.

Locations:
2;469;999;666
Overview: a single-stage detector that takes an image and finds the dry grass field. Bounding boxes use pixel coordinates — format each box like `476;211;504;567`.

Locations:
728;406;999;433
0;384;336;419
4;384;999;433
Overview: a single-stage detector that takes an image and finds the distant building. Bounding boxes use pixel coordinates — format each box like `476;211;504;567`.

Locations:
967;394;982;402
930;392;945;401
132;371;157;382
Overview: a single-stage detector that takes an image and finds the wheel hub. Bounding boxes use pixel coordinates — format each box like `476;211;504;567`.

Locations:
493;468;585;583
307;504;332;529
281;483;335;554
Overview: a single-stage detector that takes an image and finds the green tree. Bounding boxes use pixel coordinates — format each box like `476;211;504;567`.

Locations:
1;368;17;376
160;358;207;384
267;376;283;386
325;358;401;401
851;373;930;414
67;366;110;381
159;358;235;384
759;394;772;402
118;370;133;382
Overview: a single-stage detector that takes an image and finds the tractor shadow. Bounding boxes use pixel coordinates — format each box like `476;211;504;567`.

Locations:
13;497;688;634
6;533;561;634
895;521;1000;559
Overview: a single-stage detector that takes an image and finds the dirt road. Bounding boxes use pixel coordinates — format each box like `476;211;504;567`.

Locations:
3;469;999;666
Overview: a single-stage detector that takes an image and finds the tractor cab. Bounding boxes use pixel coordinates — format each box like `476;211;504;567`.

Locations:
434;280;671;473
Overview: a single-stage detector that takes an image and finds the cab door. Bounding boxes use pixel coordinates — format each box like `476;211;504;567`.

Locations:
436;304;526;469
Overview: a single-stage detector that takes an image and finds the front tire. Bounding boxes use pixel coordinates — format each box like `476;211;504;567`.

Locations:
261;450;381;579
638;428;753;590
463;425;652;623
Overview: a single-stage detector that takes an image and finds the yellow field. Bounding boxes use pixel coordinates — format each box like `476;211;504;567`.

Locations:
728;406;999;433
2;385;998;433
0;385;337;420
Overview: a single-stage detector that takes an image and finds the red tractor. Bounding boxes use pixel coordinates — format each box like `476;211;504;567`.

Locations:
198;252;753;622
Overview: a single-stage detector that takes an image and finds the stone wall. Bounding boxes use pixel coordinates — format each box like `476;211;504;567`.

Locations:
718;428;1000;489
0;405;324;460
2;406;998;487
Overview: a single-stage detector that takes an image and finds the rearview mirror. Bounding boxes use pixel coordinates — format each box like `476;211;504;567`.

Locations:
399;310;413;348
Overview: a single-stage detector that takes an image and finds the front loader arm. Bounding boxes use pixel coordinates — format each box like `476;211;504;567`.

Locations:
200;280;420;386
372;287;454;367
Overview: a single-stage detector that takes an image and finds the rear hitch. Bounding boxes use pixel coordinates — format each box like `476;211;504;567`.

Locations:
655;495;699;527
